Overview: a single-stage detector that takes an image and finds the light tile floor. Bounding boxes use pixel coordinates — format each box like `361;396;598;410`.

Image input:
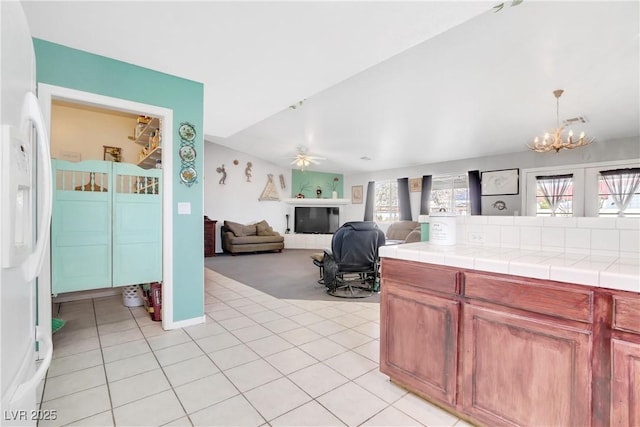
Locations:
39;269;473;427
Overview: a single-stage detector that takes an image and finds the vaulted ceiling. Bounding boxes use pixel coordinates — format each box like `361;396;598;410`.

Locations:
23;1;639;173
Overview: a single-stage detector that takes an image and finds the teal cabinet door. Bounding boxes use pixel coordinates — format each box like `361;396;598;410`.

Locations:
51;160;112;293
112;163;162;287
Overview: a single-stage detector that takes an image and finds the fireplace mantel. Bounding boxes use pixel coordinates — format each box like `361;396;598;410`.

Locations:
282;198;350;206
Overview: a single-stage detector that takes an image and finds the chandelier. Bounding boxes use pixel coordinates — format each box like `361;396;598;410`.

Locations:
528;89;593;153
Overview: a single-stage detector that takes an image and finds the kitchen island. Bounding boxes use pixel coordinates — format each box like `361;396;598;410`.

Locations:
378;242;639;427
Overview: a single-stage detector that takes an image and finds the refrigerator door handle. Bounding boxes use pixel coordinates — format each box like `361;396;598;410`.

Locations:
9;328;52;405
20;92;52;282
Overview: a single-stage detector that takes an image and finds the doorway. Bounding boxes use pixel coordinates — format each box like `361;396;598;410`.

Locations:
37;83;175;330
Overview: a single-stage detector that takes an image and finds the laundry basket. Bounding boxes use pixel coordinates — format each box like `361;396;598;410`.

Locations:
122;285;143;307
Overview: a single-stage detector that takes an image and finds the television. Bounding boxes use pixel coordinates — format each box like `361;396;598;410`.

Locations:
294;207;340;234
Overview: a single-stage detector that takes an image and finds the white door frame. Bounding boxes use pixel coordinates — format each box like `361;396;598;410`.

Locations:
37;84;175;329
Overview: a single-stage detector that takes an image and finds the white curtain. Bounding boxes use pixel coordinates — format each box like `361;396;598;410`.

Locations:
600;168;640;217
536;174;573;216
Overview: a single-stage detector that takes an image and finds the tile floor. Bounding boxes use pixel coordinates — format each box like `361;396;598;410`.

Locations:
39;269;473;426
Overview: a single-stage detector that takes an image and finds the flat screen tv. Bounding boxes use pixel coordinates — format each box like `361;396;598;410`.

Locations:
294;207;340;234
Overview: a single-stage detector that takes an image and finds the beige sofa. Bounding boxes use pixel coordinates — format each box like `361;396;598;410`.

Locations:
221;220;284;255
385;220;421;244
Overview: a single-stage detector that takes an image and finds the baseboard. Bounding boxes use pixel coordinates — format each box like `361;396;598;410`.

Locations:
52;288;121;303
163;315;206;330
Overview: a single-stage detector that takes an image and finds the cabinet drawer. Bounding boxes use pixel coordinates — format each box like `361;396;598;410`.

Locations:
612;295;640;334
464;272;594;323
382;258;459;295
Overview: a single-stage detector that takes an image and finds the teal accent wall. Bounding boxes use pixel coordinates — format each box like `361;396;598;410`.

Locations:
34;39;204;323
291;170;343;199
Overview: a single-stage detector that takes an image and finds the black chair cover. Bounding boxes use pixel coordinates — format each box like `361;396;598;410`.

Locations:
323;221;385;295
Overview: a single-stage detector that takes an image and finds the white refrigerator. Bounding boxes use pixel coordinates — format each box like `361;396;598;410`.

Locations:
0;1;53;425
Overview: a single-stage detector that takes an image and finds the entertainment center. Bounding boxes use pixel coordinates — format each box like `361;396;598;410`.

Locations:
282;198;350;249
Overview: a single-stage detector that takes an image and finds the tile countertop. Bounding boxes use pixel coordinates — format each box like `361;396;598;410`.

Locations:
379;242;640;293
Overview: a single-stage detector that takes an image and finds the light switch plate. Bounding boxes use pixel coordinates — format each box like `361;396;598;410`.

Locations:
178;202;191;215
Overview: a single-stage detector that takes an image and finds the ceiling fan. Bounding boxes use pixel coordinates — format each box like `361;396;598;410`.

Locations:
290;145;325;170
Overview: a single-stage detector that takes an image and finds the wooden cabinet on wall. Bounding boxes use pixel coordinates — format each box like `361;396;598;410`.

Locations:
380;258;640;427
204;217;217;257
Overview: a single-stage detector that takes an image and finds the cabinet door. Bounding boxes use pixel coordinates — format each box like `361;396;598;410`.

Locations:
380;283;459;405
112;163;162;286
461;305;592;427
611;339;640;426
52;160;112;293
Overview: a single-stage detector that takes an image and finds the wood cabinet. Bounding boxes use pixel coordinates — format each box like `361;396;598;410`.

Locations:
610;295;640;426
461;305;591;426
380;258;640;427
381;281;459;405
204;217;217;257
461;272;594;426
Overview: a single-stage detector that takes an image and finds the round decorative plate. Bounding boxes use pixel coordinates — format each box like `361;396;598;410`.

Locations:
179;166;197;184
179;145;197;162
178;123;196;141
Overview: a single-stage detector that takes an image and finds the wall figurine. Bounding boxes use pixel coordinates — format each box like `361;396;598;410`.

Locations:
245;162;253;182
492;200;507;211
279;174;286;189
216;164;227;184
259;174;279;201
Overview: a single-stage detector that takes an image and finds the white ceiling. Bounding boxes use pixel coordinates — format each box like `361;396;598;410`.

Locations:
23;1;640;174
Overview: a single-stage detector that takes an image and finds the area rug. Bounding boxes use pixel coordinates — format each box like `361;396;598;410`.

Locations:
204;249;380;303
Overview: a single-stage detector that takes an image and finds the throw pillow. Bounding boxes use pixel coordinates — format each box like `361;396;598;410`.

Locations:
225;220;246;237
256;220;275;236
242;224;258;236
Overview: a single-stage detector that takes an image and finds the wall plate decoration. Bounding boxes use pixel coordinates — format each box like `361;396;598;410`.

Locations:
178;122;196;141
179;145;196;162
180;167;197;185
178;122;197;187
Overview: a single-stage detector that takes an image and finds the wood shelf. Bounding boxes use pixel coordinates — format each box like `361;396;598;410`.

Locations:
137;146;162;169
129;117;160;146
130;116;162;169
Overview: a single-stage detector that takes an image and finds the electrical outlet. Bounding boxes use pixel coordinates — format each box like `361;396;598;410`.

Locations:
469;232;485;243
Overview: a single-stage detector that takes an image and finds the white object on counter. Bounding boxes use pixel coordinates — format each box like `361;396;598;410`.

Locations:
429;212;456;245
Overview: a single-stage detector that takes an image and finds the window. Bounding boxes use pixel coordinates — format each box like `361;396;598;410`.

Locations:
431;174;469;215
598;168;640;217
522;160;639;216
535;174;574;216
374;180;399;222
